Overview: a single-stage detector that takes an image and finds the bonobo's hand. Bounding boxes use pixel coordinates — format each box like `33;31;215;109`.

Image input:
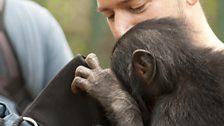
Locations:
71;53;143;126
71;53;126;106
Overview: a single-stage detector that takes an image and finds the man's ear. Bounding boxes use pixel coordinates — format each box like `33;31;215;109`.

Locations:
132;49;156;85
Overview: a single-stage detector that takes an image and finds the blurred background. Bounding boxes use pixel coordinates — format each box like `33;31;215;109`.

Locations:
34;0;224;68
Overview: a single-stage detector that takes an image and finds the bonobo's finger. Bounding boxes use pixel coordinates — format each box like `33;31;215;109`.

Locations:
85;53;101;69
75;65;92;78
71;78;79;94
71;76;90;94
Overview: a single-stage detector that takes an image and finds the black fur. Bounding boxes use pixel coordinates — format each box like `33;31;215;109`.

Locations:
111;18;224;126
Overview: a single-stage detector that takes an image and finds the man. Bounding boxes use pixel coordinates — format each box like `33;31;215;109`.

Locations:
96;0;222;49
72;0;223;125
0;0;73;125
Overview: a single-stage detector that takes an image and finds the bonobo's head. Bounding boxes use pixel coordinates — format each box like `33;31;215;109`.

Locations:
111;18;196;103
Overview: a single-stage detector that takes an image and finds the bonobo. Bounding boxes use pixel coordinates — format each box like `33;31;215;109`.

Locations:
72;18;224;126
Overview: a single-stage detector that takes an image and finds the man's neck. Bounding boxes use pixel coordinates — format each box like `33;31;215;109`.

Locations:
187;3;223;50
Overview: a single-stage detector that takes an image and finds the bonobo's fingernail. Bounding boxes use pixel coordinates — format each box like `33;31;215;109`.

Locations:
71;80;79;94
71;86;79;94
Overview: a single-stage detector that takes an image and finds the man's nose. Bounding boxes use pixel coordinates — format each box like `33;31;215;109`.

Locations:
113;15;133;40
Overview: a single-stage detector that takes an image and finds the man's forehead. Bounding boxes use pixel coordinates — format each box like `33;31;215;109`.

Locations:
97;0;130;5
97;0;145;11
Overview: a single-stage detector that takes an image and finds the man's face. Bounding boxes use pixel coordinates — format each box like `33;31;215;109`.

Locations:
97;0;185;40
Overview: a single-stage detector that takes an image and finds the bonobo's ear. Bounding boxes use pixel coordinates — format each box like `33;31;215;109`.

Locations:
132;49;156;85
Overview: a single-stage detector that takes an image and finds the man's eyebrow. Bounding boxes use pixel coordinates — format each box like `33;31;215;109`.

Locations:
97;0;131;12
121;0;130;3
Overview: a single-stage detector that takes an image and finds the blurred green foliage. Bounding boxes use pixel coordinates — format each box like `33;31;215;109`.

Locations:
34;0;223;67
218;0;224;41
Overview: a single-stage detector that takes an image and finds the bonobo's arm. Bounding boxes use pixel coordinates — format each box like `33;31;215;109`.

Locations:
71;53;143;126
